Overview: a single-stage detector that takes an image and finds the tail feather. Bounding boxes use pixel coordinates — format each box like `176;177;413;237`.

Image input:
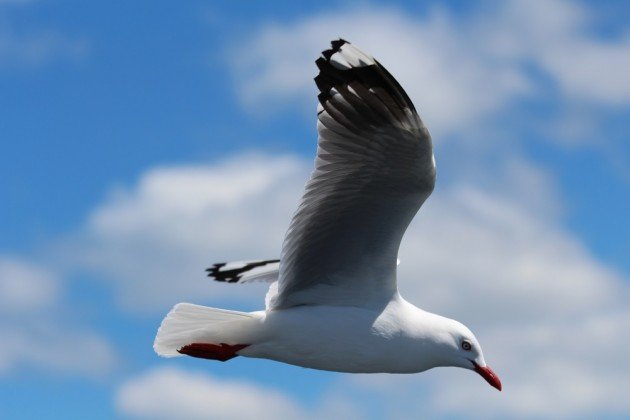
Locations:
153;303;258;357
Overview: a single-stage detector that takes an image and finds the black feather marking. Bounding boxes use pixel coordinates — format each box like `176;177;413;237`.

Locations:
314;39;418;130
321;38;349;60
206;259;280;283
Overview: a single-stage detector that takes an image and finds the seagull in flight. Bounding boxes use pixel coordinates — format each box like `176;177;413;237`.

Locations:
154;39;502;391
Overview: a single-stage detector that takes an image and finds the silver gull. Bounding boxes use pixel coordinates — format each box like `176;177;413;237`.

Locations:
154;39;502;391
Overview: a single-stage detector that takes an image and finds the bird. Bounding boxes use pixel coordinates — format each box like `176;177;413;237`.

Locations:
154;39;502;391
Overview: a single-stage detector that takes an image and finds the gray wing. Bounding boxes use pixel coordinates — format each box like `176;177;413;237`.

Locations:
271;40;435;309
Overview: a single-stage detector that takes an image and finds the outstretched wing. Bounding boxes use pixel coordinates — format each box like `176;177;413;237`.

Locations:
272;40;435;309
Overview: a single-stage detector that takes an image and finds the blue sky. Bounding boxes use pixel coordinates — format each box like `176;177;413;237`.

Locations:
1;0;629;418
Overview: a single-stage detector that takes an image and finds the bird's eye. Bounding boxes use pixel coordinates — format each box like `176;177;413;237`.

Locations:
462;340;472;351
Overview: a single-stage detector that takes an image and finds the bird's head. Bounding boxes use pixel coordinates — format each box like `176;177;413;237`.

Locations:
429;316;502;391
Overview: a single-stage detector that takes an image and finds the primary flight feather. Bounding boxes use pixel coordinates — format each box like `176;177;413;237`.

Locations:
154;39;501;391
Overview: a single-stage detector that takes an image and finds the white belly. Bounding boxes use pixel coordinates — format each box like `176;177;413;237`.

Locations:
240;302;429;373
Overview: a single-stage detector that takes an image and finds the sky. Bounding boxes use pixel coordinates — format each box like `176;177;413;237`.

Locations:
1;0;629;418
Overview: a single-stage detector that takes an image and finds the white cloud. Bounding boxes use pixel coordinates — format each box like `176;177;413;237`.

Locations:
0;257;58;312
0;5;89;68
72;154;308;311
0;28;89;67
229;7;531;138
488;0;630;105
398;182;621;327
0;324;117;377
0;256;117;377
228;0;630;142
116;367;360;420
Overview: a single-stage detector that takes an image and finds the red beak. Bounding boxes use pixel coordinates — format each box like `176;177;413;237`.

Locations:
472;361;502;391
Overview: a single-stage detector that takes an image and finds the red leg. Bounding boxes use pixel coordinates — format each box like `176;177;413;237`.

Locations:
177;343;249;362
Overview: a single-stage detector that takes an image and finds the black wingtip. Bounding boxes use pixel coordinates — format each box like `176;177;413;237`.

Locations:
322;38;349;60
314;39;417;114
206;263;231;282
207;260;280;284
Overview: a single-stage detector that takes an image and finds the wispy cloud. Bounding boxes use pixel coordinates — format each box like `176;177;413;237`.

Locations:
0;256;117;377
116;367;360;420
66;154;307;311
492;0;630;105
0;323;116;377
228;7;531;138
228;0;630;144
0;3;89;68
0;257;58;312
0;27;89;68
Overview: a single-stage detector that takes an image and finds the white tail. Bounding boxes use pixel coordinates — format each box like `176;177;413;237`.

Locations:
153;303;259;357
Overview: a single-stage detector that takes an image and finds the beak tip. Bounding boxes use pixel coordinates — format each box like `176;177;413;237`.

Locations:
473;362;502;391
